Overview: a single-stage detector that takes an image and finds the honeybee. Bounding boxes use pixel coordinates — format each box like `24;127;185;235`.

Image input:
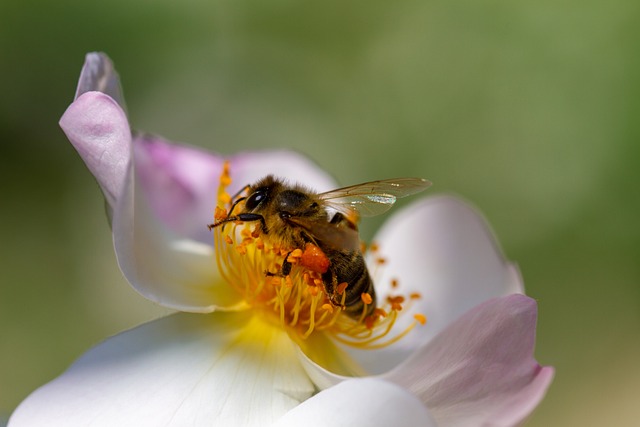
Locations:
209;175;431;318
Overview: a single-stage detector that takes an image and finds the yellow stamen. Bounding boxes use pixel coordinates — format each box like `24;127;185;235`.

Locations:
210;162;426;349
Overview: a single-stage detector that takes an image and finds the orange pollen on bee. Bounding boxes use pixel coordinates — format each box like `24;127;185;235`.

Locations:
210;161;427;347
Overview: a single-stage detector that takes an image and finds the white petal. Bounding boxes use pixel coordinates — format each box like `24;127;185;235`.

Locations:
352;196;524;373
227;150;338;195
112;171;240;312
9;313;314;427
273;378;437;427
385;295;553;427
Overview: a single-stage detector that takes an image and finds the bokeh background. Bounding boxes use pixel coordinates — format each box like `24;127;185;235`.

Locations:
1;0;638;425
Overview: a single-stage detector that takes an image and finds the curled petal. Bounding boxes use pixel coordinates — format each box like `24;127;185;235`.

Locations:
59;88;233;311
273;378;437;427
75;52;126;109
385;294;554;427
9;313;314;427
351;196;524;373
59;91;131;211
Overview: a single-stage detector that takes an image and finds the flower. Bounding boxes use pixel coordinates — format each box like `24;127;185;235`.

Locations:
9;53;553;427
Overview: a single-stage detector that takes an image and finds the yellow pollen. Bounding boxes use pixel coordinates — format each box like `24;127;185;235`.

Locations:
374;308;388;318
322;303;334;313
219;192;232;205
361;292;373;305
220;174;232;187
270;276;282;286
336;282;349;295
414;313;427;325
214;206;228;222
289;248;303;258
210;162;427;349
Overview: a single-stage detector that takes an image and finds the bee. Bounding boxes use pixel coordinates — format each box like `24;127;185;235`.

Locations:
209;175;431;318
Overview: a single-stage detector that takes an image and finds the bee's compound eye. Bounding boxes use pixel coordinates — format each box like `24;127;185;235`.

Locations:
245;190;267;210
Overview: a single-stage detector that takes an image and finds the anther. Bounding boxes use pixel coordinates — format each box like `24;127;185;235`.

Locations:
336;282;349;295
361;292;373;305
413;314;427;325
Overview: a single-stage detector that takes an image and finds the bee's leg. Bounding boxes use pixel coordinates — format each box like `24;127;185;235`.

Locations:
229;184;251;203
225;196;246;220
266;250;294;277
323;270;345;309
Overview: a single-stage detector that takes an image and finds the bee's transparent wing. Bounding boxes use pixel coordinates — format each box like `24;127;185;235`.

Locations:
318;178;431;217
287;217;361;251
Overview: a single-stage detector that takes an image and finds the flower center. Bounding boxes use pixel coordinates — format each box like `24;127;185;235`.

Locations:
210;162;426;348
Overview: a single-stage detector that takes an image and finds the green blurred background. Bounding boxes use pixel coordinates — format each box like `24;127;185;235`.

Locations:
1;0;639;424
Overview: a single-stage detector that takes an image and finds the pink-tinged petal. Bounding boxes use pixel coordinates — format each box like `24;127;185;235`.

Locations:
59;91;131;210
273;378;437;427
112;168;241;312
59;90;232;311
132;136;338;245
384;294;554;427
227;150;337;195
9;313;315;427
349;196;524;373
74;52;125;109
132;135;225;245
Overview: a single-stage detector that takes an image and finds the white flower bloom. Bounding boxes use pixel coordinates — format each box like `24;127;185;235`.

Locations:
9;53;553;427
